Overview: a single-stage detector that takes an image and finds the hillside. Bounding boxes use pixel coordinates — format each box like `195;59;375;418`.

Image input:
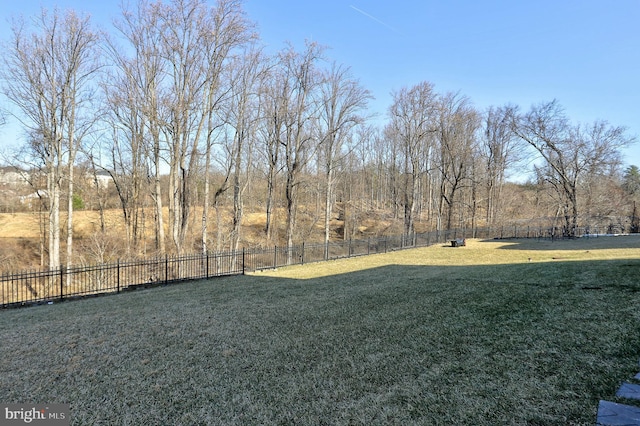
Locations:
0;206;410;273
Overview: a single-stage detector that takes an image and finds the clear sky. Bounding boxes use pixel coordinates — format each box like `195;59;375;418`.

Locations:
1;0;639;171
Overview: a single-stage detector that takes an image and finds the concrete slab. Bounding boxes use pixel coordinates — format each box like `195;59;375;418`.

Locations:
617;383;640;401
596;400;640;425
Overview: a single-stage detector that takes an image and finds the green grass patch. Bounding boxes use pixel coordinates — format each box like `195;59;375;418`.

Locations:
2;237;640;424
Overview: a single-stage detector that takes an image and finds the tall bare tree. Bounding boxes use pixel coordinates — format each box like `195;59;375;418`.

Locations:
258;58;285;243
435;92;479;231
102;44;148;256
112;0;169;254
278;41;324;257
198;0;255;254
482;104;522;224
318;62;370;256
159;0;209;255
387;82;438;237
140;0;252;255
2;8;99;270
513;100;634;236
225;47;265;252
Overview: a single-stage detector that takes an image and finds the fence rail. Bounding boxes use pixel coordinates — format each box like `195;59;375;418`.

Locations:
0;224;630;309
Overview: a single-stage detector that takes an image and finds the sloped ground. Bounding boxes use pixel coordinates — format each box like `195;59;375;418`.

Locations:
0;206;404;272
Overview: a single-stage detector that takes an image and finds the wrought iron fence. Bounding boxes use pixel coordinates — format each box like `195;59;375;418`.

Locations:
0;224;633;309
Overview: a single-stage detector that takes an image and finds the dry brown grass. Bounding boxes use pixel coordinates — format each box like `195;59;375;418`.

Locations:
0;212;43;238
0;210;129;239
255;236;640;280
0;206;400;271
0;210;130;271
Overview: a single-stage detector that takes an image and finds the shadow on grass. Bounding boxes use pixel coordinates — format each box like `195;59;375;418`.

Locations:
2;258;640;425
481;234;640;251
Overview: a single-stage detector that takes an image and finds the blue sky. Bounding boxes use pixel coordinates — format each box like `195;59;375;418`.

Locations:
1;0;639;171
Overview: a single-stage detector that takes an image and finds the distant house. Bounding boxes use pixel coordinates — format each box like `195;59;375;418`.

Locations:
89;170;113;190
19;190;48;208
0;168;30;186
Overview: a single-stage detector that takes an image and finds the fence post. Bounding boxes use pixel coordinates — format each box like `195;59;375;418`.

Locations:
165;255;169;284
367;237;370;255
242;248;246;275
59;265;65;302
301;242;305;265
274;245;277;269
117;259;120;293
206;251;210;278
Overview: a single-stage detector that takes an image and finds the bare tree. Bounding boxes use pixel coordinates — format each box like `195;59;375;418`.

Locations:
351;124;377;228
102;46;149;256
513;100;634;236
62;17;100;279
482;104;523;224
318;62;371;256
198;0;255;254
225;47;265;252
278;41;324;258
112;0;169;254
376;126;402;219
2;8;99;270
258;58;285;243
156;0;253;255
387;81;438;237
435;92;479;231
158;0;209;255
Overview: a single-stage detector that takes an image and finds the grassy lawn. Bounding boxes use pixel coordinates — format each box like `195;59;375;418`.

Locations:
1;237;640;425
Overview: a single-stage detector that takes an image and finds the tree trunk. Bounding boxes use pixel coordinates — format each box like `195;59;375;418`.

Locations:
265;165;276;242
323;168;334;258
153;141;165;254
285;173;296;263
48;174;61;270
202;145;211;254
65;160;74;285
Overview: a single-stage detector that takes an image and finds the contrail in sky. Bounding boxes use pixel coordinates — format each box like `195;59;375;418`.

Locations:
350;5;402;35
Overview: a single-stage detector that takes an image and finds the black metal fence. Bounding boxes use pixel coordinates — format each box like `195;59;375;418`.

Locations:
0;224;630;309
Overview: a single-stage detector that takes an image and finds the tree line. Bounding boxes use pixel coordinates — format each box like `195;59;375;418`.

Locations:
0;0;636;270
